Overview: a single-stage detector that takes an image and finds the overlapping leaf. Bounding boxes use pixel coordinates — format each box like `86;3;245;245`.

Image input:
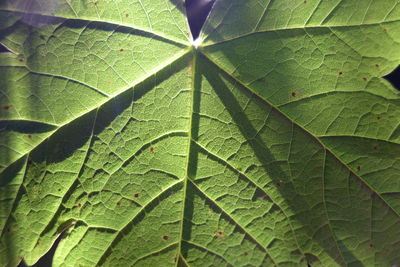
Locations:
1;0;400;266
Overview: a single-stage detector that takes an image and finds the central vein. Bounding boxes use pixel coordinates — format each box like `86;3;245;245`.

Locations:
176;47;198;266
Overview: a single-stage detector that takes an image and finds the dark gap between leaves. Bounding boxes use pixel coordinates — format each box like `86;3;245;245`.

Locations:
17;235;61;267
185;0;215;40
0;42;10;53
385;65;400;91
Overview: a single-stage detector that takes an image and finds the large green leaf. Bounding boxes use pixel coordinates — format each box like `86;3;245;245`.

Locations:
1;0;400;266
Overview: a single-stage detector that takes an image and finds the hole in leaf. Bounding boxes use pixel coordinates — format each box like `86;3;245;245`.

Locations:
385;65;400;91
185;0;215;40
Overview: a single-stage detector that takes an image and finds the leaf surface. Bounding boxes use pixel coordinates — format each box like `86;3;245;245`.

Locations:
1;0;400;266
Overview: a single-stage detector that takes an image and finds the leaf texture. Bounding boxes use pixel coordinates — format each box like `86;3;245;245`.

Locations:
0;0;400;266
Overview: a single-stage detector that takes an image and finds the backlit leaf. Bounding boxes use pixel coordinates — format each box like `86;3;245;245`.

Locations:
1;0;400;266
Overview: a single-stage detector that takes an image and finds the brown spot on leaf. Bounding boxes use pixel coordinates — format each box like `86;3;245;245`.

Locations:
149;146;155;153
120;48;124;52
134;193;139;198
117;201;121;206
373;146;379;151
291;92;296;97
3;105;11;110
18;58;24;62
173;257;177;263
339;71;344;75
77;203;82;208
375;64;380;68
27;134;32;140
215;230;224;238
125;13;129;18
369;243;374;248
163;235;169;241
363;77;368;81
244;252;248;256
377;116;381;120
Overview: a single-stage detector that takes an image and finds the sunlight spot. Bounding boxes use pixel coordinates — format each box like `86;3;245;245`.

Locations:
191;37;203;49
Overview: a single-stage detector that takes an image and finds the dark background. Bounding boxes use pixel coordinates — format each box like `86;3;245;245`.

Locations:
185;0;214;39
386;66;400;89
0;1;398;266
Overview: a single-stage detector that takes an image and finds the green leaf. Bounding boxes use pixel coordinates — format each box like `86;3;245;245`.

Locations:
1;0;400;266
